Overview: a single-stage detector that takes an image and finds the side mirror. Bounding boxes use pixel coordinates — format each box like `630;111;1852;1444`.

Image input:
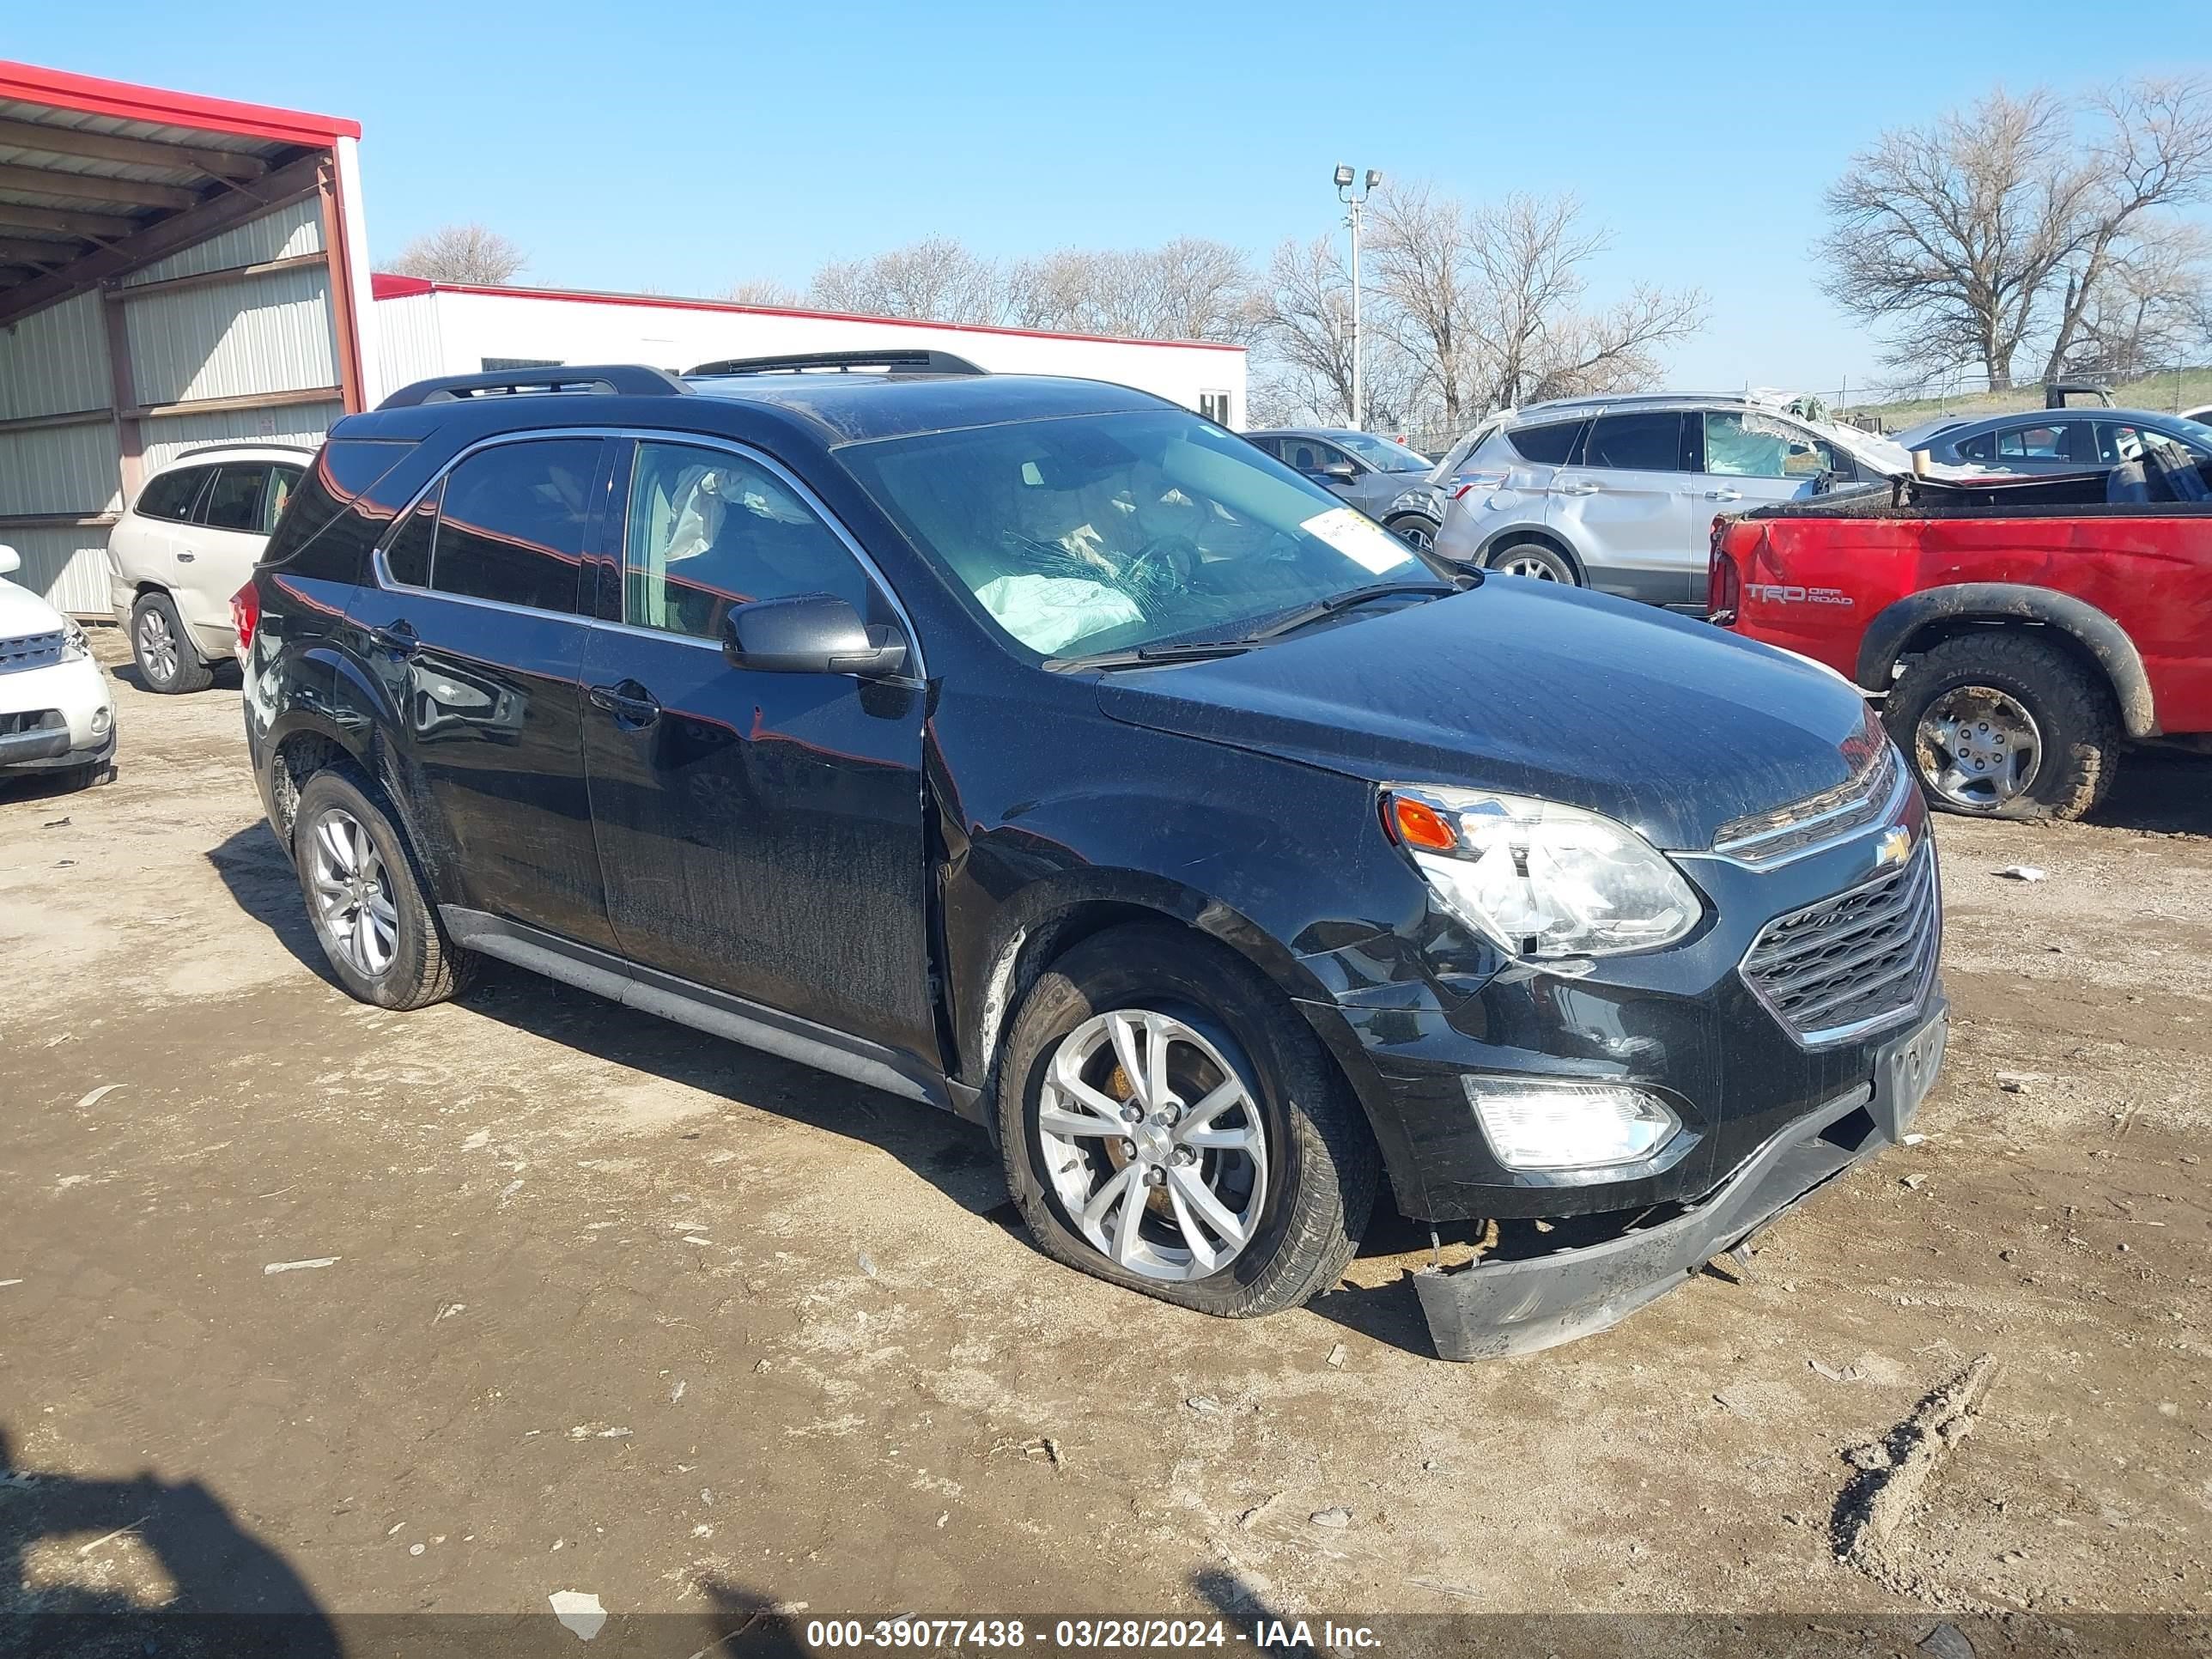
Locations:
0;544;18;577
1319;459;1358;483
722;592;908;679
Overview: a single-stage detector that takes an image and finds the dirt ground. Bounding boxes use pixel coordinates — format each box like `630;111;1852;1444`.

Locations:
3;635;2208;1649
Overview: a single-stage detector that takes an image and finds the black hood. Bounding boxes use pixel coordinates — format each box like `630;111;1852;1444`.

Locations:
1096;581;1874;851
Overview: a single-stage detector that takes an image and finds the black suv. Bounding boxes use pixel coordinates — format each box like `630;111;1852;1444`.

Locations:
240;355;1948;1360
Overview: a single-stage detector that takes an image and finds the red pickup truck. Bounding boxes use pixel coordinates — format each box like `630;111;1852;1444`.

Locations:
1709;444;2212;818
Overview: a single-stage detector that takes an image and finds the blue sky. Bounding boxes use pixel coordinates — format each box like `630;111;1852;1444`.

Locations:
11;1;2207;395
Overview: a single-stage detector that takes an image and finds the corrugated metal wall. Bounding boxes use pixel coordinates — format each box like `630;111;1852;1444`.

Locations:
0;200;349;617
374;291;443;394
0;290;121;614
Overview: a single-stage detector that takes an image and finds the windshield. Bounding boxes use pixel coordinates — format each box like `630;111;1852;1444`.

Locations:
838;408;1427;659
1332;432;1431;471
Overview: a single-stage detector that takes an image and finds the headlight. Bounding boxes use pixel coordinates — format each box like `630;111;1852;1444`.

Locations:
1382;785;1701;958
60;621;91;663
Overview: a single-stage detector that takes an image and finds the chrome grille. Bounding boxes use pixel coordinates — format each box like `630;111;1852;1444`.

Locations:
1741;841;1940;1046
1713;741;1905;866
0;630;65;675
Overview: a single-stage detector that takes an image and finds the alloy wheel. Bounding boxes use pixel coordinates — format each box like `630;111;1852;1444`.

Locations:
1394;520;1435;553
1915;685;2043;811
309;808;398;976
1497;553;1563;580
137;608;179;684
1037;1008;1268;1282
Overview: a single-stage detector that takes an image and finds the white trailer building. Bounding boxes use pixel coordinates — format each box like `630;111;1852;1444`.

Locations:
372;276;1246;431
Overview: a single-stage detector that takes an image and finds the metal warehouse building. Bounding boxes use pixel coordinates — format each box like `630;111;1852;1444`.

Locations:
0;60;373;616
1;58;1246;619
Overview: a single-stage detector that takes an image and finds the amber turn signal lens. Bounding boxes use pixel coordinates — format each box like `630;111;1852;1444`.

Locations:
1390;795;1457;851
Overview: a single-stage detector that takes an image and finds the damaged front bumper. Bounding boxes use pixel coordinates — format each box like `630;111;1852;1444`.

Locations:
1413;999;1948;1360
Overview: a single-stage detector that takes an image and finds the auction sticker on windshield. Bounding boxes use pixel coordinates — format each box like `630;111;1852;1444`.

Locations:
1301;506;1416;574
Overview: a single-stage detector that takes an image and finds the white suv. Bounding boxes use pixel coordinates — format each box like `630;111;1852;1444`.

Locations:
1428;394;1913;610
108;445;309;693
1;544;117;790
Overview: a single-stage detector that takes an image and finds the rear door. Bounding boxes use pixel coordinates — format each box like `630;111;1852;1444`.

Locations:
175;463;300;658
1545;410;1698;604
352;434;617;951
580;436;935;1063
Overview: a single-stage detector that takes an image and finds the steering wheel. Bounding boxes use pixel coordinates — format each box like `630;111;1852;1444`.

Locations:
1124;533;1200;589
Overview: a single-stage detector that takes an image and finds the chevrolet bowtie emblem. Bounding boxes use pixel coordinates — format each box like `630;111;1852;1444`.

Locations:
1874;824;1914;871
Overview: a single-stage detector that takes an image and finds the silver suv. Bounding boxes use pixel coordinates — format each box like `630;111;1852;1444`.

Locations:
1431;394;1911;610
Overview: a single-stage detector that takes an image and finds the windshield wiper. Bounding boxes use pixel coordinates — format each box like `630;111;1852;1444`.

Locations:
1231;579;1465;645
1044;639;1257;672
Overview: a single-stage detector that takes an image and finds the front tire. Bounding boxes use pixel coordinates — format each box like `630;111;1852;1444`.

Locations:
996;923;1378;1319
1486;541;1579;584
131;592;213;694
291;769;467;1009
1885;632;2118;820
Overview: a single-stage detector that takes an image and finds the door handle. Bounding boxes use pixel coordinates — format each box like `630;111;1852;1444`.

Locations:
589;682;661;726
176;550;197;563
1559;480;1602;496
1705;488;1744;501
368;621;420;658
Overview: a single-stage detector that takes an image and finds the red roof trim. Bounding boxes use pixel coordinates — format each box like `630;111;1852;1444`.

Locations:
0;59;360;146
368;274;1248;355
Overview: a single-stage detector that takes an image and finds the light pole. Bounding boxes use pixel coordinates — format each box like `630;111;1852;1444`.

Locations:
1335;164;1381;429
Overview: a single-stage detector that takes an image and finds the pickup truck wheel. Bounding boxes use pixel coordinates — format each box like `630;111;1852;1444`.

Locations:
997;923;1378;1319
1887;633;2118;820
291;769;468;1010
1488;542;1578;584
131;592;213;694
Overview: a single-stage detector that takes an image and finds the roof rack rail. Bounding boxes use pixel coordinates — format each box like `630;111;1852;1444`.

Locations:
378;364;690;410
685;348;987;380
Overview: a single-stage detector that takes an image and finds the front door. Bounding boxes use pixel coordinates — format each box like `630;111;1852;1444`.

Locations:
580;437;935;1064
350;434;617;951
1545;410;1699;605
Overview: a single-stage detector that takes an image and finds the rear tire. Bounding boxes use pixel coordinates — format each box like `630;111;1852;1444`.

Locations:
130;592;213;694
1486;541;1579;584
291;769;468;1009
996;922;1378;1319
1885;632;2118;820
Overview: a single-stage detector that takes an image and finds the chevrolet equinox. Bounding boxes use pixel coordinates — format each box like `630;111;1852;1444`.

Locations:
239;356;1948;1359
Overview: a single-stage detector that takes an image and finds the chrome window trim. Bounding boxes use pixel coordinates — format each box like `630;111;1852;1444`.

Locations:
368;425;927;678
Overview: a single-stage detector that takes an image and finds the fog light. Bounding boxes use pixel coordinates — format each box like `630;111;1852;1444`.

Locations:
90;706;112;737
1464;1078;1680;1172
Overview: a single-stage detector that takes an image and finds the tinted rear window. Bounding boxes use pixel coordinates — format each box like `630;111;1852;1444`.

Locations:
428;439;600;614
1508;421;1583;465
200;465;269;532
261;440;421;568
1585;411;1686;471
136;467;207;521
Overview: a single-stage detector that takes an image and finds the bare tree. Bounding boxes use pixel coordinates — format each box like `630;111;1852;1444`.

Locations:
2040;76;2212;380
724;277;802;307
806;238;1003;324
1004;240;1255;341
1367;185;1704;424
1818;78;2212;391
1250;235;1358;422
387;222;528;284
2059;219;2211;381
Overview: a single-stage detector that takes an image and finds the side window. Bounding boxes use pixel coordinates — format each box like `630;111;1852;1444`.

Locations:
262;465;303;535
1996;423;2067;460
382;485;440;588
1584;411;1684;471
428;439;600;614
1508;420;1585;465
1959;432;1996;463
1245;435;1283;461
1283;439;1325;472
135;466;207;522
200;465;270;532
2096;423;2147;465
623;441;872;641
